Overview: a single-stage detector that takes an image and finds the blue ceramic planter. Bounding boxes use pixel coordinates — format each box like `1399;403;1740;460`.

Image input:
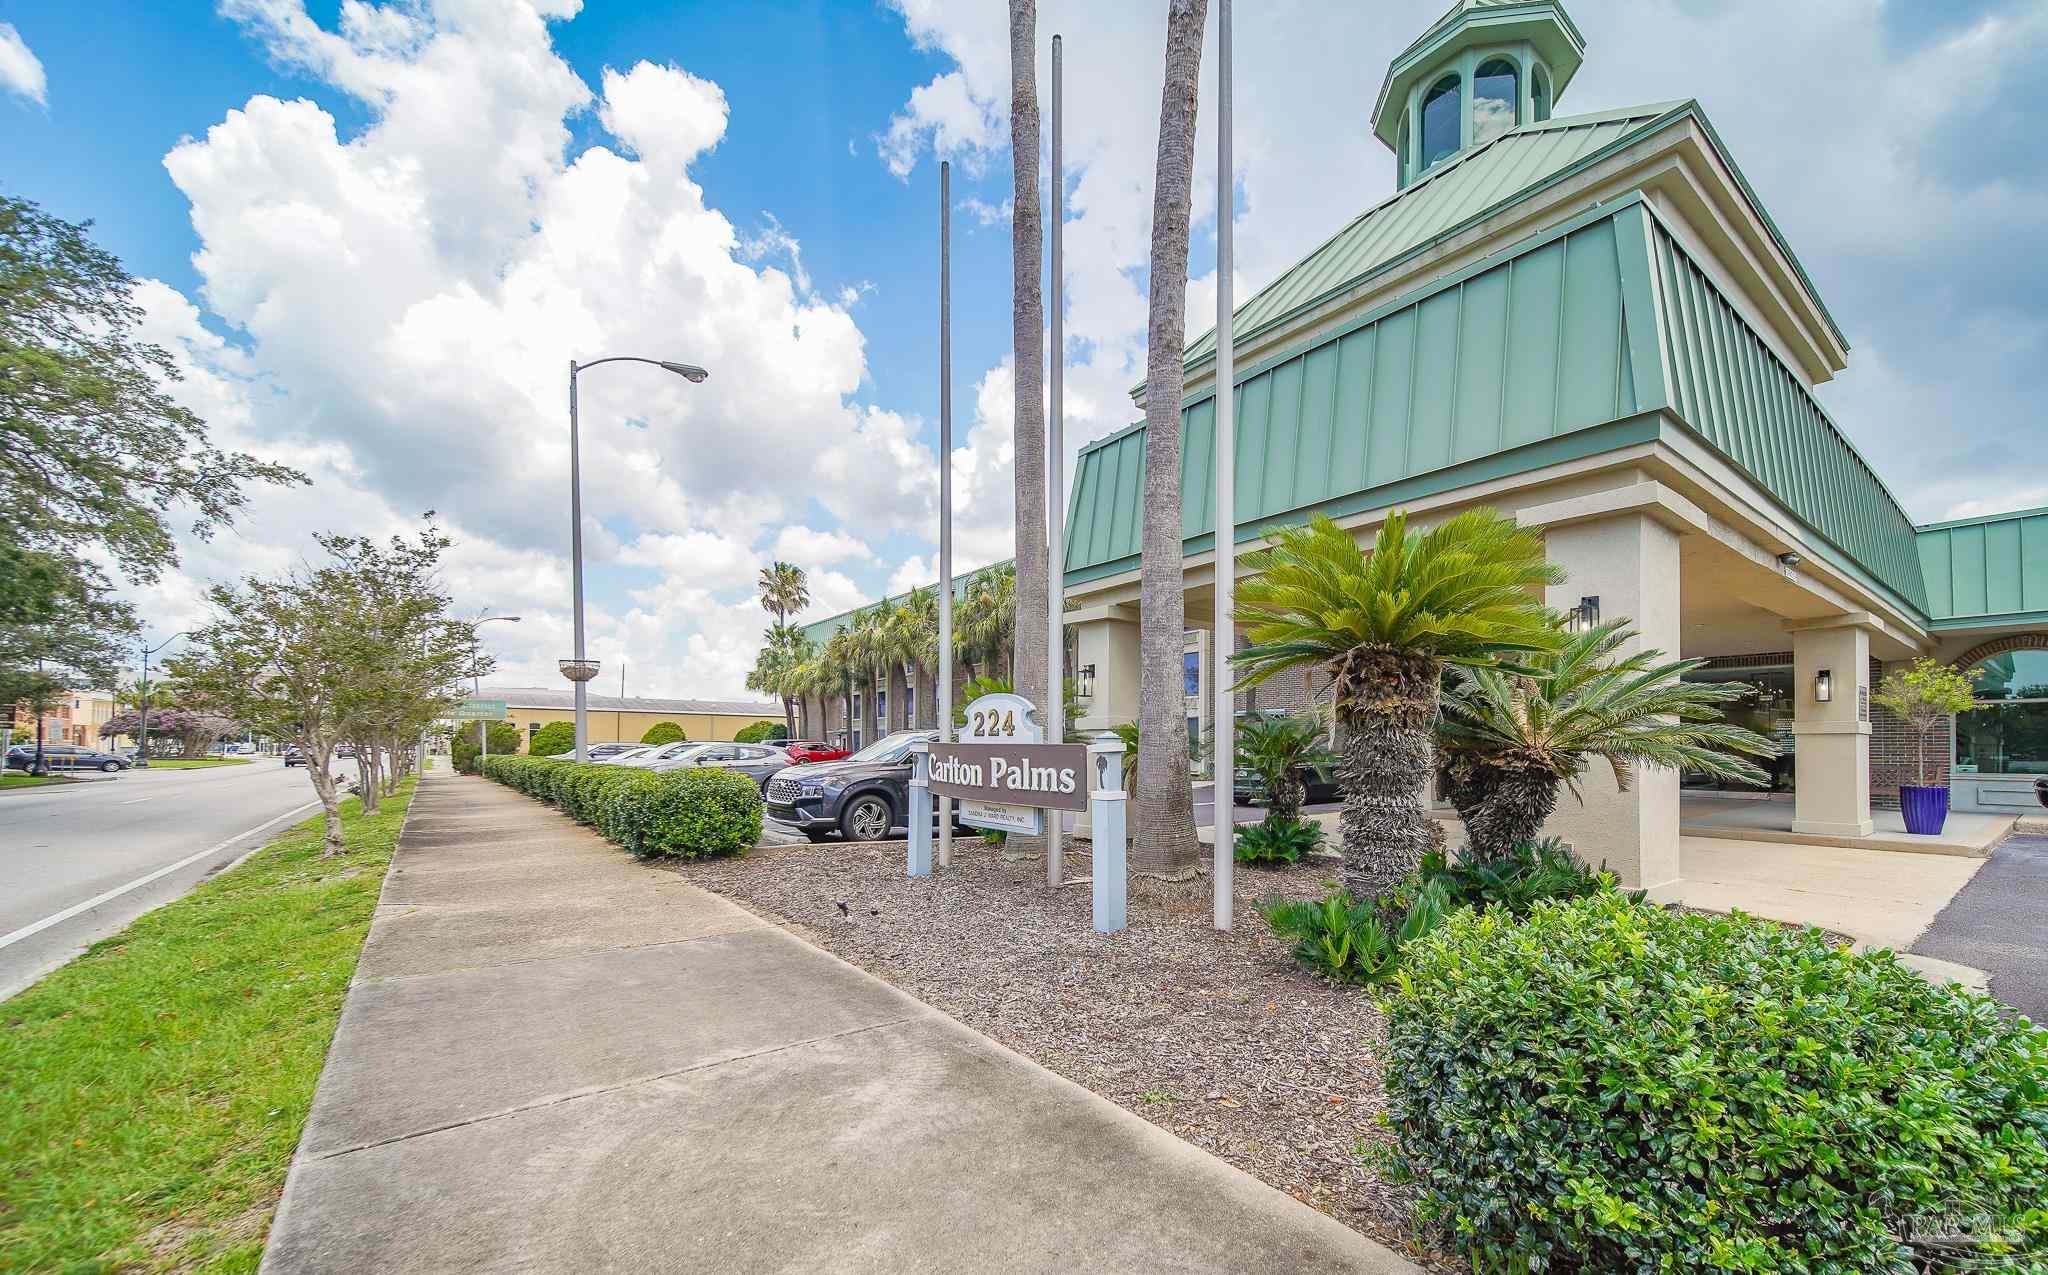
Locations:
1899;784;1949;836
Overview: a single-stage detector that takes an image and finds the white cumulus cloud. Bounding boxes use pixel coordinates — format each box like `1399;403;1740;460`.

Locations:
0;22;48;105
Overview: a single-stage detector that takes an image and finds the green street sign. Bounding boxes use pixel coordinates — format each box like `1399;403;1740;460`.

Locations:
455;698;507;720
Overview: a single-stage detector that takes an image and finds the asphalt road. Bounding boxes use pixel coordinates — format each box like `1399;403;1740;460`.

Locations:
1912;833;2048;1022
0;758;334;1001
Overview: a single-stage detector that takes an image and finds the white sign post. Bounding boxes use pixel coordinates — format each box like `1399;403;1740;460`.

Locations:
908;740;933;878
1087;735;1127;933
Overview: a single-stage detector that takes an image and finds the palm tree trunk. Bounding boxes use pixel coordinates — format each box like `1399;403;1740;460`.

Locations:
1131;0;1208;879
1333;648;1438;896
782;695;795;741
1010;0;1049;771
1461;763;1560;863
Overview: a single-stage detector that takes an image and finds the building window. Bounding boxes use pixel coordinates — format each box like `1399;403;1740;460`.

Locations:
876;689;887;728
1955;648;2048;777
905;684;915;725
1531;62;1552;123
1182;649;1201;698
1420;73;1461;171
1472;58;1518;144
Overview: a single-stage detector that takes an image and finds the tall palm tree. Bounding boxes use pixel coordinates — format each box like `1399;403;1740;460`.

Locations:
1008;0;1050;744
758;561;809;628
887;585;940;728
848;604;890;743
746;623;815;742
1439;620;1778;862
1132;0;1209;879
957;563;1016;680
1233;509;1562;896
821;628;860;747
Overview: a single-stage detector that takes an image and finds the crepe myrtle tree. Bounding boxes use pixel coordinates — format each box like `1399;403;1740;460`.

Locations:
1873;657;1982;787
172;517;481;853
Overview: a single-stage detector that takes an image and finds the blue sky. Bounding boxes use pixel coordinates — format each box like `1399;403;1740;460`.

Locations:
2;0;2044;697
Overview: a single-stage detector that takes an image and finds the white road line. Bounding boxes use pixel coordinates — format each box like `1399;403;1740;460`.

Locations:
120;797;153;805
0;800;321;952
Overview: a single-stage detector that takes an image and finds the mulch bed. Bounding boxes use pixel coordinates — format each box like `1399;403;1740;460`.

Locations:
675;838;1456;1271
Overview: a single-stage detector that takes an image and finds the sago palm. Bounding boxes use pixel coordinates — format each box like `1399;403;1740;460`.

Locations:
1438;619;1779;862
1233;509;1562;895
1234;712;1336;824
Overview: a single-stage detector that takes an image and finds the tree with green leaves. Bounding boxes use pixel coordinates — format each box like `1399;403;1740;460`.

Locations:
1873;657;1983;787
955;563;1015;681
1;196;303;700
757;561;809;629
1438;620;1778;862
746;622;814;741
1233;510;1562;895
1235;713;1338;825
172;518;478;853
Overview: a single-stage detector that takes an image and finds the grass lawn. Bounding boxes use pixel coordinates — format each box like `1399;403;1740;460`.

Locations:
0;778;416;1272
141;757;254;769
0;773;65;789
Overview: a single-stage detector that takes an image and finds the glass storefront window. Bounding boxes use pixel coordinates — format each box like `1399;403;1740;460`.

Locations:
1681;665;1795;791
1955;648;2048;776
1472;58;1518;145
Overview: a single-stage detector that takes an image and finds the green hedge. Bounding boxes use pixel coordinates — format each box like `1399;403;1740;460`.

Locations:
527;721;575;757
733;720;786;743
1384;893;2048;1272
477;754;759;859
639;721;687;746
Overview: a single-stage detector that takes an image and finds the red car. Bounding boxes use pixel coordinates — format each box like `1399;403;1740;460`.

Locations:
781;740;851;764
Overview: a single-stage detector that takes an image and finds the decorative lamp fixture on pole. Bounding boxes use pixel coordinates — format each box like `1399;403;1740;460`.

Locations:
135;632;189;769
565;356;708;763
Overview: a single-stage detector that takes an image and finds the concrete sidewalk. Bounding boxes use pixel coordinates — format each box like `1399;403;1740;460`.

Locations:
262;773;1417;1274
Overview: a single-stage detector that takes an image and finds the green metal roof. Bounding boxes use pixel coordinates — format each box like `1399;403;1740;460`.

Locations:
1073;201;1650;579
1917;507;2048;626
1067;195;1934;623
1181;102;1681;368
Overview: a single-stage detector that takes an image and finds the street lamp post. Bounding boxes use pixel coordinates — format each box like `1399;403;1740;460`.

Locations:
473;614;522;761
565;356;707;763
135;633;189;769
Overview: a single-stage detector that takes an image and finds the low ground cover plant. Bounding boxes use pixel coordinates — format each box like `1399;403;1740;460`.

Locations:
1234;814;1322;865
1385;894;2048;1273
480;754;760;858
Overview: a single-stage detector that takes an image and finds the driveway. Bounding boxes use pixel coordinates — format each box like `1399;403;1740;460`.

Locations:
1911;833;2048;1021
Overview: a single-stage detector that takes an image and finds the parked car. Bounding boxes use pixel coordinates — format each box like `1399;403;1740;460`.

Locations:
283;746;307;767
6;743;129;774
764;730;950;842
589;745;655;766
550;741;645;762
336;744;356;759
782;739;852;765
616;741;710;769
652;743;794;791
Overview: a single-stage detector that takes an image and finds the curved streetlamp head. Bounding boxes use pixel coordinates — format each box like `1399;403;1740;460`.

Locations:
659;361;709;383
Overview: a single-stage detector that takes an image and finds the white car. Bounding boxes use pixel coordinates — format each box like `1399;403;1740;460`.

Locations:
615;742;712;769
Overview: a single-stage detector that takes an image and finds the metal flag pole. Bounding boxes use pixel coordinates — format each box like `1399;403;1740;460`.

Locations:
1213;0;1236;930
938;159;956;871
1046;33;1065;890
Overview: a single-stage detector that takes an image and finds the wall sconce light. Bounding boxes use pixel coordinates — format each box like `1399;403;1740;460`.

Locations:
1566;596;1600;634
1077;664;1097;700
1814;668;1833;703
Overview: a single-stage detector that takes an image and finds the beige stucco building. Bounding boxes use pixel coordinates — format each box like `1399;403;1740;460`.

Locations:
473;687;783;752
804;0;2048;897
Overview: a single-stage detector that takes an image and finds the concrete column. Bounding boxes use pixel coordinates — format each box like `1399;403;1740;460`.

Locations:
1539;512;1684;899
1789;619;1874;837
1071;608;1140;734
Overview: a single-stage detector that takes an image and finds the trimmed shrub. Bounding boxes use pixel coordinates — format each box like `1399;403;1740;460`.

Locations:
733;720;787;743
1234;814;1322;865
451;722;522;774
476;753;758;861
1417;837;1635;917
527;721;575;756
1258;883;1448;985
639;721;687;746
1385;894;2048;1273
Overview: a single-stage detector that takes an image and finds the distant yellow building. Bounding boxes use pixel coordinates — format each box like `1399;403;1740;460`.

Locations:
473;686;784;752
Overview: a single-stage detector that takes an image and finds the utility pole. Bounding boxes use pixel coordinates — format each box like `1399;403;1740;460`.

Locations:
938;159;955;870
1046;33;1066;888
1213;0;1237;930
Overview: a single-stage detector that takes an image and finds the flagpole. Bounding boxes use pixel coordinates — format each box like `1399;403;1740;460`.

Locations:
1045;33;1065;889
938;159;956;871
1212;0;1236;931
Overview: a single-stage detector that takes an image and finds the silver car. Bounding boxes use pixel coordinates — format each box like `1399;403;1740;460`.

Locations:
650;743;794;790
616;741;710;769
